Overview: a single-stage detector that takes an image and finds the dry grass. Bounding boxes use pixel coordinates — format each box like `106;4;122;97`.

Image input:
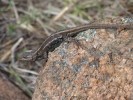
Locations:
0;0;132;99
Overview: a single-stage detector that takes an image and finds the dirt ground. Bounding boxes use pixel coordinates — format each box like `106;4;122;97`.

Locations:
0;0;133;99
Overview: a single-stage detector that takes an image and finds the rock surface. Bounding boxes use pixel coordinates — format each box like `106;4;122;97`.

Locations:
33;21;133;100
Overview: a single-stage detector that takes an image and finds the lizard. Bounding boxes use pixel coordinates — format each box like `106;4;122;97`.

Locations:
22;22;133;64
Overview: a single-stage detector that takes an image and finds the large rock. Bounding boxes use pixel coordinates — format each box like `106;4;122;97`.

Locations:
33;20;133;100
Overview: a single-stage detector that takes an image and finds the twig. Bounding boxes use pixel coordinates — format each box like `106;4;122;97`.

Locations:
0;50;11;62
51;0;80;22
17;8;47;36
11;37;38;75
0;38;17;49
11;38;23;64
10;0;20;24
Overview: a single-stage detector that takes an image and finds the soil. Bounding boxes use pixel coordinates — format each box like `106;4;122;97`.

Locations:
0;72;30;100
